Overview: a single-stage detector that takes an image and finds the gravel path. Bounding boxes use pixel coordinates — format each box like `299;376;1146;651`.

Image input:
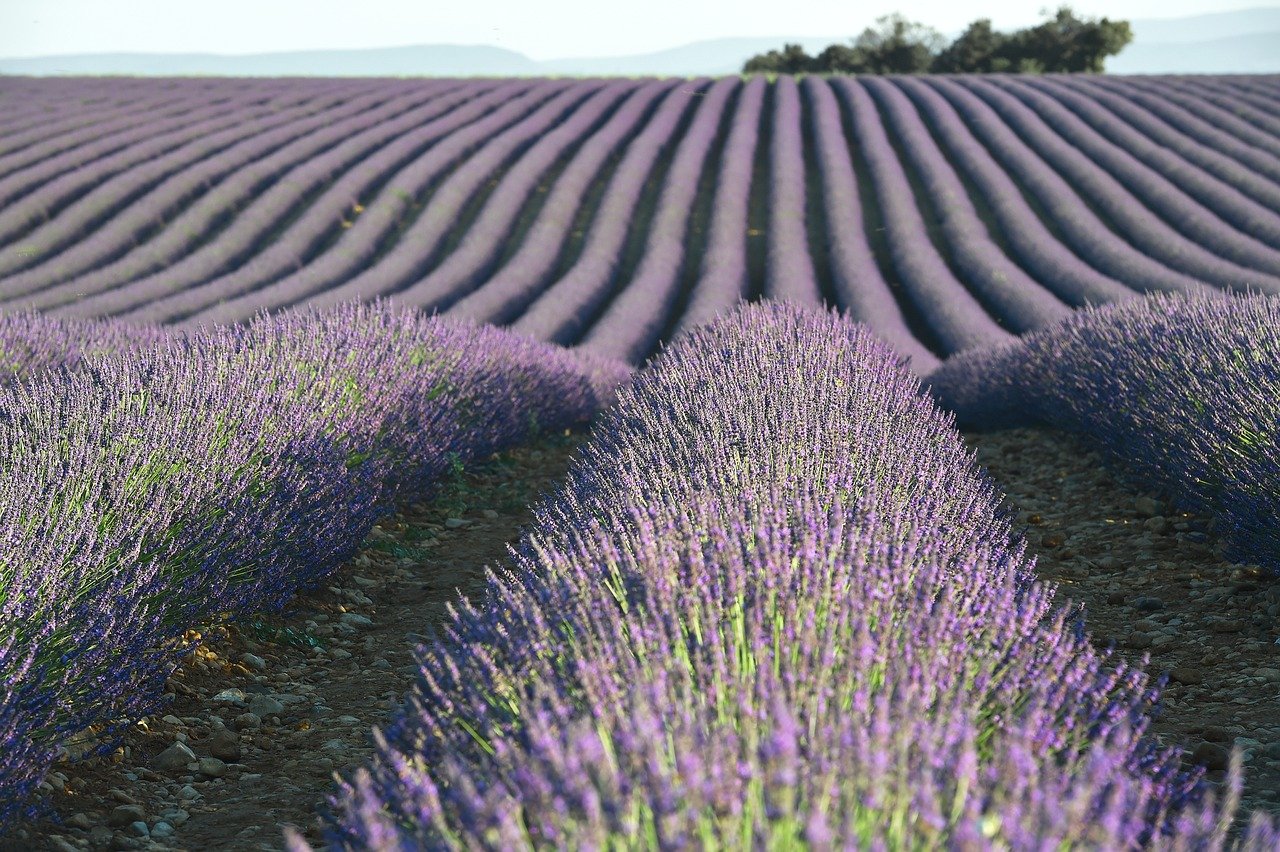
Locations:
10;425;1280;850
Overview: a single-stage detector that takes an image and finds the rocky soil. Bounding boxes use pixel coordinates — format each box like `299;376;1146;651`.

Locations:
8;425;1280;850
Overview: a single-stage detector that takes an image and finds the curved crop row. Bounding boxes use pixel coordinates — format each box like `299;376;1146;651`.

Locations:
445;80;682;328
276;81;603;314
578;77;739;364
0;75;1277;370
921;78;1215;297
170;80;550;327
504;81;707;345
0;82;446;303
0;83;360;268
990;77;1280;276
38;82;476;320
1089;78;1280;189
388;80;643;313
835;78;1013;354
0;89;218;185
801;77;938;370
304;302;1276;849
953;78;1280;294
0;82;339;253
895;78;1134;307
864;77;1072;332
0;302;628;826
1059;77;1280;213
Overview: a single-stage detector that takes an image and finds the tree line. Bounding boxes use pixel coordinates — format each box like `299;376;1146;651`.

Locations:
743;6;1133;75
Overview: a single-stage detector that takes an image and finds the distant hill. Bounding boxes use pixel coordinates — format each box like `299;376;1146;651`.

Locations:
1109;7;1280;74
0;44;543;77
2;7;1277;77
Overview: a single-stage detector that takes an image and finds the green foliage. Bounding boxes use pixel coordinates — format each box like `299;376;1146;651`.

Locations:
743;6;1133;75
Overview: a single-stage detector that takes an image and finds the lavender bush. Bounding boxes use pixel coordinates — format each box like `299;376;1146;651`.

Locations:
927;292;1280;575
305;302;1275;849
0;302;628;827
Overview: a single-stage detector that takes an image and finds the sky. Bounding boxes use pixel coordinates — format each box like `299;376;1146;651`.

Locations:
0;0;1269;60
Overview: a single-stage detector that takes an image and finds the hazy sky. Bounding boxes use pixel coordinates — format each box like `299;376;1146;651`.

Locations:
0;0;1267;60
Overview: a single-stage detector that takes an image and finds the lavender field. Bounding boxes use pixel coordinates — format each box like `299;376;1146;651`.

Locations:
4;75;1280;367
1;73;1279;848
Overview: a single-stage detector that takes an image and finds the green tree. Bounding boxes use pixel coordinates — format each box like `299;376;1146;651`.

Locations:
743;42;815;74
742;6;1132;76
995;7;1133;73
931;19;1006;73
848;13;945;74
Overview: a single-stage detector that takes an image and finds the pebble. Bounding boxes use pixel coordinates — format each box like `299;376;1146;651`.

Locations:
152;741;196;773
107;804;146;827
159;808;189;826
128;821;149;838
482;509;499;519
1168;667;1204;686
233;712;262;731
211;688;247;707
444;517;470;529
240;653;267;672
1135;496;1160;517
1191;741;1231;771
179;784;202;801
198;757;227;778
150;821;175;839
67;813;93;830
339;612;374;630
1132;596;1164;612
248;694;286;717
206;728;242;761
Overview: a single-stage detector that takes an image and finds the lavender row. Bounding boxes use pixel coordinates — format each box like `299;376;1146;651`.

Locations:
944;78;1280;294
801;77;938;370
40;81;478;320
671;76;765;336
0;90;216;186
0;79;265;179
388;80;647;313
1095;79;1280;174
0;81;358;268
1083;78;1280;189
175;80;554;327
0;311;172;383
1;82;444;304
579;78;740;364
1164;78;1280;140
893;78;1135;307
763;76;822;305
864;77;1072;332
1059;78;1280;213
305;302;1275;849
921;78;1215;297
249;81;601;317
0;302;628;827
502;82;707;345
378;79;662;328
928;292;1280;575
991;77;1280;276
834;78;1013;355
